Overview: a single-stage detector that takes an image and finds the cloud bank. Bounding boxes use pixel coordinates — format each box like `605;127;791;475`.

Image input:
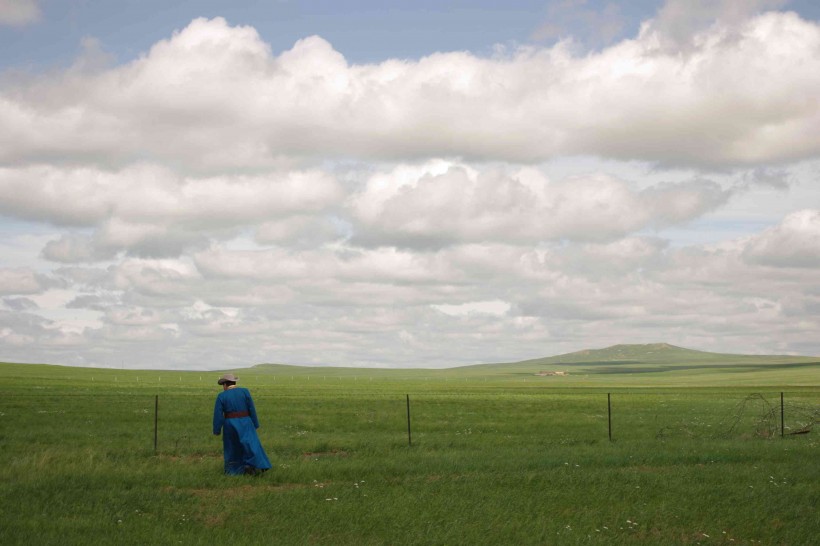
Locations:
2;12;819;170
0;4;818;369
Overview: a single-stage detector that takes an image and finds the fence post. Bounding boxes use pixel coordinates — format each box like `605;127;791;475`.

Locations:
607;393;612;442
780;392;784;438
154;395;159;454
406;394;412;447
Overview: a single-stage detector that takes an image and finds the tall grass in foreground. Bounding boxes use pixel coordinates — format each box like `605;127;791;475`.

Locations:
0;367;817;545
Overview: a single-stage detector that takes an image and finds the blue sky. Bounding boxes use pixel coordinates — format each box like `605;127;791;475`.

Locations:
1;0;819;369
6;0;818;68
3;1;648;66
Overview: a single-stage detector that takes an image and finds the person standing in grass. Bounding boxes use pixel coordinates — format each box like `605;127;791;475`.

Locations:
213;373;272;476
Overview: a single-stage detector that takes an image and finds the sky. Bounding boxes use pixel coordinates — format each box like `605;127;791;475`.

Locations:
1;0;819;370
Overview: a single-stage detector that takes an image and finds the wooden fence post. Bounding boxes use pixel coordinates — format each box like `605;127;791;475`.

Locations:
780;392;784;438
406;395;412;447
607;393;612;442
154;395;159;454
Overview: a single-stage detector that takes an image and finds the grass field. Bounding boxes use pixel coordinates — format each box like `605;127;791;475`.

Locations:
1;346;818;545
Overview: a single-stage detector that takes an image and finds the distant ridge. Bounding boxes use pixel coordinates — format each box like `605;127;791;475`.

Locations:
478;341;819;371
1;341;818;386
517;343;720;366
451;342;820;383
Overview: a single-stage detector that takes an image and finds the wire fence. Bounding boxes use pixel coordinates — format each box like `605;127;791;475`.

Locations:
4;390;818;459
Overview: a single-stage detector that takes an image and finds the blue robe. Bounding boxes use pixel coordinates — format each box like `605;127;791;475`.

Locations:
213;387;272;475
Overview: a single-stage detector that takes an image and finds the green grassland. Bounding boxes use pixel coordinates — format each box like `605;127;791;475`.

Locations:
1;344;818;545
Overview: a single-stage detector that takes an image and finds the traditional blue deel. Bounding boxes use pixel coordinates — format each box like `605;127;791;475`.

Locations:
213;387;272;475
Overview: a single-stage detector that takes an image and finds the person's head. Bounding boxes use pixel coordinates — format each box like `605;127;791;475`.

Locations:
217;373;238;389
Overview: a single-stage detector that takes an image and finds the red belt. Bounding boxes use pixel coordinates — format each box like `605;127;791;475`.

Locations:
224;411;250;419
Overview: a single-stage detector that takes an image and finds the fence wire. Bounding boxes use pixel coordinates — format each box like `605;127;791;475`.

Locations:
1;391;817;457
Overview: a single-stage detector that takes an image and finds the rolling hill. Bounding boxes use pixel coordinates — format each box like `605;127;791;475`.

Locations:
454;343;820;385
2;342;818;387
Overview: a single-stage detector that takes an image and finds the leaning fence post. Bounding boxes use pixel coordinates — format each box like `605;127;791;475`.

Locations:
780;392;784;438
607;393;612;442
406;394;412;447
154;395;159;454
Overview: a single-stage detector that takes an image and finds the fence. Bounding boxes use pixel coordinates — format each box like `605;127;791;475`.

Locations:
3;390;818;458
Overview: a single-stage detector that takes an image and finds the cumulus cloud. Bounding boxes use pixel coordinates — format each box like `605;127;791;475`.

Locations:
103;306;162;326
743;167;791;189
0;0;40;26
350;163;731;247
65;293;117;311
3;210;819;368
1;13;819;169
254;216;345;247
110;258;201;298
2;296;38;311
743;209;820;267
42;234;114;263
193;244;458;289
0;9;818;368
433;300;511;317
0;164;343;260
0;164;342;227
646;0;787;52
0;267;50;295
531;0;626;49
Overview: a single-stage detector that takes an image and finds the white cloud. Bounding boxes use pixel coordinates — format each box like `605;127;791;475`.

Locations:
0;164;343;260
0;10;818;368
433;300;511;317
254;216;344;247
104;306;162;326
1;13;819;169
531;0;626;49
646;0;787;52
193;243;458;288
743;209;820;267
351;163;731;247
0;267;48;295
42;234;113;263
0;0;40;26
0;165;342;227
2;296;38;311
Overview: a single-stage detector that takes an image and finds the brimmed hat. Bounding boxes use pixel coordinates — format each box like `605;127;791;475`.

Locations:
217;373;238;385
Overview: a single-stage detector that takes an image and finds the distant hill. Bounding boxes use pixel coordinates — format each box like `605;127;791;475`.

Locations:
452;342;820;384
241;343;817;375
1;341;818;386
515;343;738;366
